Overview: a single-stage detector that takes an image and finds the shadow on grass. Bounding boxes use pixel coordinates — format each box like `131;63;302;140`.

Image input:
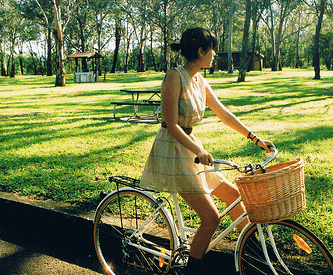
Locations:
1;70;332;212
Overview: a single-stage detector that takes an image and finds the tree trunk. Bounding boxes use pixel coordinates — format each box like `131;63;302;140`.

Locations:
30;51;38;75
150;29;158;72
162;26;170;73
238;0;251;82
248;15;258;72
77;18;88;72
124;30;132;73
10;47;15;78
19;48;24;75
1;53;8;76
227;3;233;74
54;0;65;87
111;24;121;73
46;28;53;76
272;3;286;71
313;0;326;80
137;27;146;72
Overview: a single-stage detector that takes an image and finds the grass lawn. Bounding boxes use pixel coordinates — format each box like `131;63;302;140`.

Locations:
0;69;332;251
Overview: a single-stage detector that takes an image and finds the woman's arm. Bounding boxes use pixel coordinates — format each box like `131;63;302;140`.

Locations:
205;83;274;152
163;70;214;165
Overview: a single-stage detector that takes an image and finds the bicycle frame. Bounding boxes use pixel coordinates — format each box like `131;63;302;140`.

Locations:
118;188;249;262
104;148;289;273
119;188;291;275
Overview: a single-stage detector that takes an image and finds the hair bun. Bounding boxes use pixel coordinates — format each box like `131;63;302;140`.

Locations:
170;43;182;52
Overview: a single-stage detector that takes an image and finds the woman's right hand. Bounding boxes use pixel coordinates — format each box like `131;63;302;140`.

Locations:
196;149;214;166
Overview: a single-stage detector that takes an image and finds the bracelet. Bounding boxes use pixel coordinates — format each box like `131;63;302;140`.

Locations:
248;132;261;146
247;132;257;141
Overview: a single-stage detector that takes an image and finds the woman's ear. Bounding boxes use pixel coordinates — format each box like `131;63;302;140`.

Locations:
197;47;204;58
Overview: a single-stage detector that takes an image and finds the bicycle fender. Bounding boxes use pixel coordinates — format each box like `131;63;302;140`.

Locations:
234;222;253;272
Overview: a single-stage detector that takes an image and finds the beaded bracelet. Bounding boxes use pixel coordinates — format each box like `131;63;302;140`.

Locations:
247;132;261;145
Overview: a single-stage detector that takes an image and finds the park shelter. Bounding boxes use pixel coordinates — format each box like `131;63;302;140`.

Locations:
68;52;103;83
217;52;264;71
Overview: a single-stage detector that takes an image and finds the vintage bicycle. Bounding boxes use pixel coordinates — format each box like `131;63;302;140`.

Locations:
93;148;333;275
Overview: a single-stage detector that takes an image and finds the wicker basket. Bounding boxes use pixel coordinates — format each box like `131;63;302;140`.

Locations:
234;158;306;224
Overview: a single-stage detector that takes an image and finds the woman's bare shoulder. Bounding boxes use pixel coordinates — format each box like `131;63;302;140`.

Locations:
163;68;181;88
165;68;181;80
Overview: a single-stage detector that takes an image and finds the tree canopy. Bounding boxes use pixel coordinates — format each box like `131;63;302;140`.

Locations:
0;0;332;85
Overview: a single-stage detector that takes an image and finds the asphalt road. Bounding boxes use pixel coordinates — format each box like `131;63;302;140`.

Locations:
0;197;104;275
0;193;237;275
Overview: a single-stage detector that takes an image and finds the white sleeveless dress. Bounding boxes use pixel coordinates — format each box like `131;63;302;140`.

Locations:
140;66;224;193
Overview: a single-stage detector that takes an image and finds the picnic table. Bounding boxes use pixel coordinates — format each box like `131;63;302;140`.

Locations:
111;89;161;121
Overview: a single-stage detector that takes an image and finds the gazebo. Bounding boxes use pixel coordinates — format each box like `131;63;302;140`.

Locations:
68;52;103;83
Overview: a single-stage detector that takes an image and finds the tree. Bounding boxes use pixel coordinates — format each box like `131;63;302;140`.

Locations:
0;3;9;76
53;0;65;86
228;1;234;73
248;0;270;71
149;0;183;72
111;14;121;73
17;0;54;76
238;0;251;82
262;0;300;71
90;0;114;75
117;0;149;72
68;0;95;72
35;0;71;85
1;1;28;77
312;0;327;79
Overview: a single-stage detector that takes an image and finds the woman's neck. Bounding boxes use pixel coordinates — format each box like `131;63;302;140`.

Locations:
183;61;201;78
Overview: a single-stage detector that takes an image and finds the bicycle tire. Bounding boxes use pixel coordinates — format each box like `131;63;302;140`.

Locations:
93;188;177;275
238;220;333;275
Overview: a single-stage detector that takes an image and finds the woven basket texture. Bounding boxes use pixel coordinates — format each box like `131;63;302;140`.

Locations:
235;158;306;223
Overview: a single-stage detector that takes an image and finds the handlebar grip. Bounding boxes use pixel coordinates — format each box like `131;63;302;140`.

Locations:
194;157;212;164
261;144;274;151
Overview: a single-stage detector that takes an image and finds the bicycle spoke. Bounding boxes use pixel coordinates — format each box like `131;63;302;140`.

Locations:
238;220;333;275
93;189;175;275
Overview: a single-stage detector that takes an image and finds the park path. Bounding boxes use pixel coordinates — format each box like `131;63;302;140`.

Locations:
0;191;237;275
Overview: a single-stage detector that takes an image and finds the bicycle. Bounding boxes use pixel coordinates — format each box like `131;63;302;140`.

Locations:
93;148;333;275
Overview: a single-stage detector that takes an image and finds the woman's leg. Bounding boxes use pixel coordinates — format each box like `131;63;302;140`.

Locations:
212;179;249;231
179;192;220;260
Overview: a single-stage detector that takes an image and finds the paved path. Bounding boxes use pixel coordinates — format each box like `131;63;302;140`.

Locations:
0;238;102;275
0;192;237;275
0;192;104;274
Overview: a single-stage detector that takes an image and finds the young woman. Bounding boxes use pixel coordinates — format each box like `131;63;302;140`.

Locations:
140;27;275;275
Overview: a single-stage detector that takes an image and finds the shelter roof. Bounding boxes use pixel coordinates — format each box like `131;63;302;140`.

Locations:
68;52;103;59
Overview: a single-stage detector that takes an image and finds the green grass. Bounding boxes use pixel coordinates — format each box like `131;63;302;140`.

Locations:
0;69;332;251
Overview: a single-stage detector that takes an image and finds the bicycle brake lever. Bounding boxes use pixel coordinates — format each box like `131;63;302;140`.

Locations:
197;163;221;175
197;168;220;175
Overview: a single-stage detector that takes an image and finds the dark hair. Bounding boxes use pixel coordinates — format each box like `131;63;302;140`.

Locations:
170;27;218;62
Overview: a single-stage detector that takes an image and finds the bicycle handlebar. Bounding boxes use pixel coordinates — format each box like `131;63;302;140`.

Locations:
195;147;278;175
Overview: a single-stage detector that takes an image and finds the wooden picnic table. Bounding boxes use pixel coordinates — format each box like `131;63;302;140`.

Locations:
111;89;161;121
121;89;161;103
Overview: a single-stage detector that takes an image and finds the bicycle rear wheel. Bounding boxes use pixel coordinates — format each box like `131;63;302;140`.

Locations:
93;188;176;275
238;220;333;275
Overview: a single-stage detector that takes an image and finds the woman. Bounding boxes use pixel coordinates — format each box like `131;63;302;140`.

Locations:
140;27;275;275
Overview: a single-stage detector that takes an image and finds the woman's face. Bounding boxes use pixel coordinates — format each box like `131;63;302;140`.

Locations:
200;48;216;68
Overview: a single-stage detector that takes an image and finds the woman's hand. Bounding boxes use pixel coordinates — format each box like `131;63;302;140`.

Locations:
258;140;276;153
196;149;214;166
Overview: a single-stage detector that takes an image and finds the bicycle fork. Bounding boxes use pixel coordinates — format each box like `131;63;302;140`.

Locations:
257;224;292;275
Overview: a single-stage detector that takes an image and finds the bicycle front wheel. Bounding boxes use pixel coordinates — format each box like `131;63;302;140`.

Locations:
238;220;333;275
93;188;176;275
